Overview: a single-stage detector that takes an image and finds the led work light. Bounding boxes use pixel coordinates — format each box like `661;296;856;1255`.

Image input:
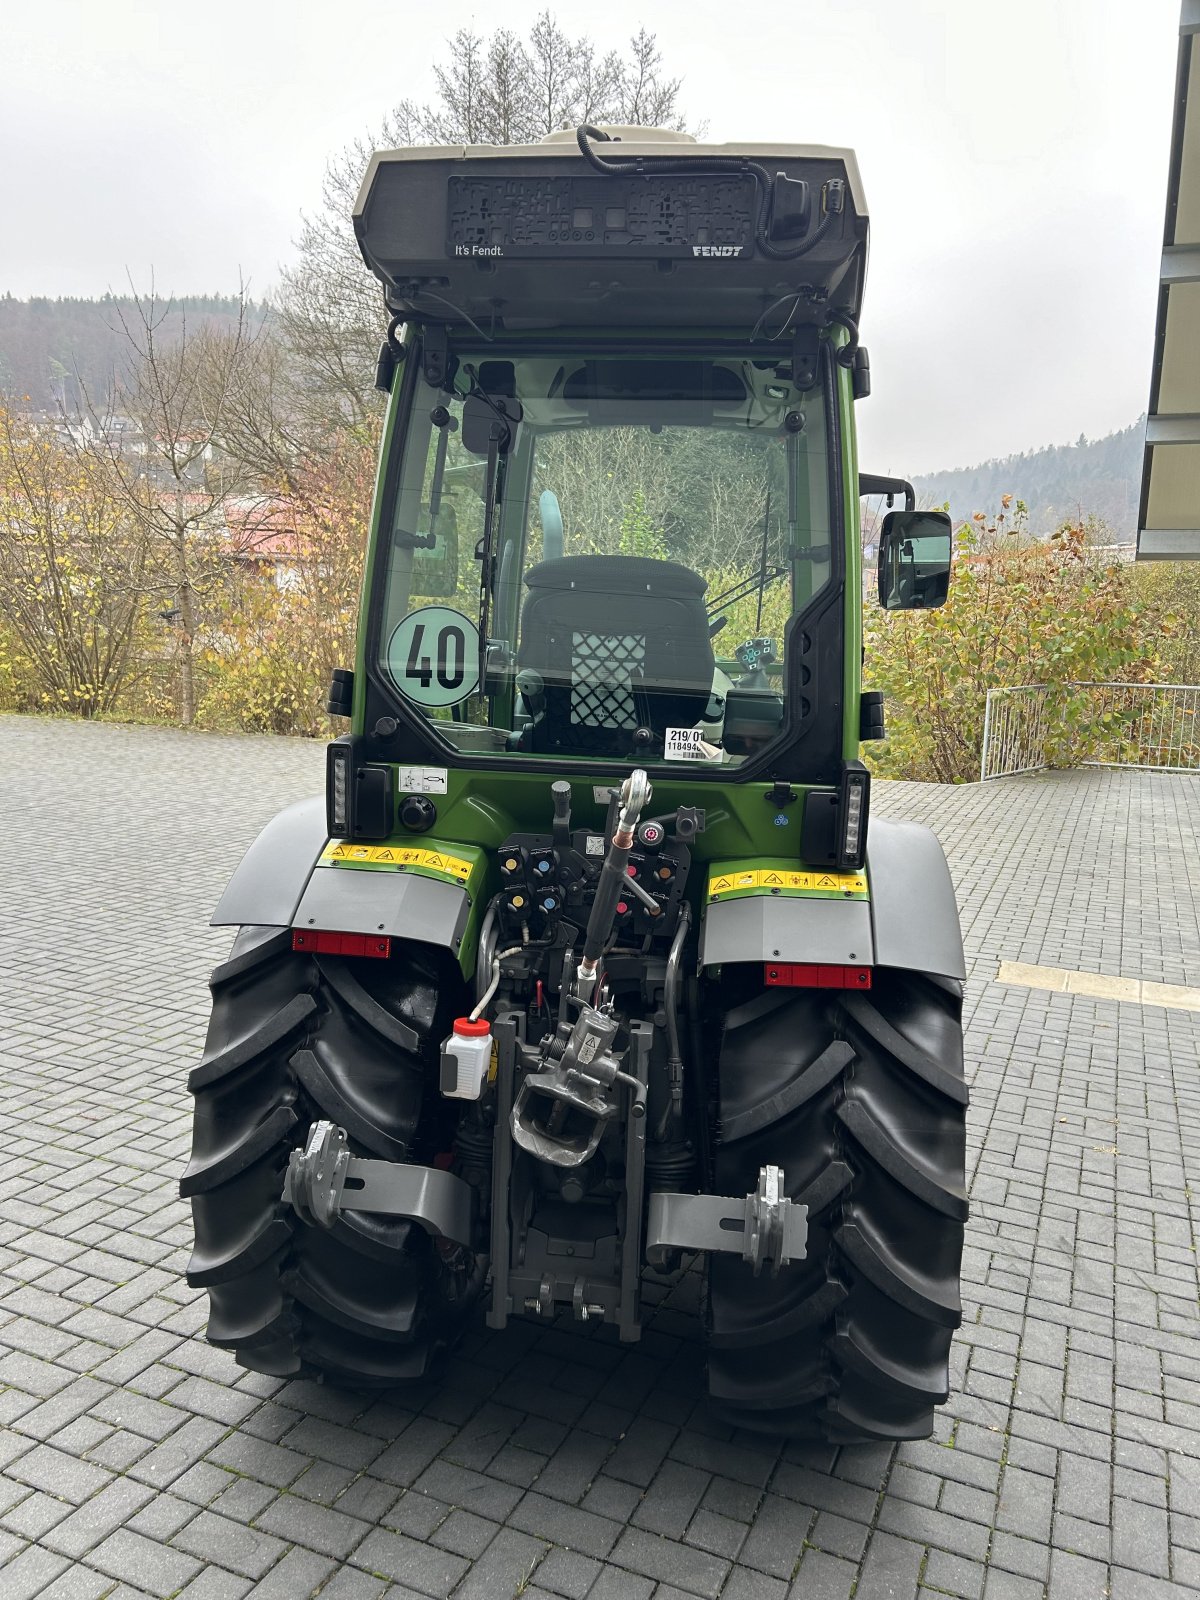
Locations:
837;760;870;872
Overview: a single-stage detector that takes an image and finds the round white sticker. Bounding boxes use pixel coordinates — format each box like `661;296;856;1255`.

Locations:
386;606;480;708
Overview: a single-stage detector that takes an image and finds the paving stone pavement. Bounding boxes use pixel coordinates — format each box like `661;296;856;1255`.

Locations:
1;713;1199;1600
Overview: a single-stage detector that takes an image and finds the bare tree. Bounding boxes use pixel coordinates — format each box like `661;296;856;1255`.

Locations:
277;140;394;436
90;287;270;725
396;17;688;147
279;14;694;428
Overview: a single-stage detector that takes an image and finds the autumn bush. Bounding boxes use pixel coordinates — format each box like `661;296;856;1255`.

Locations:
0;407;153;717
1129;558;1200;686
863;500;1159;782
197;433;375;736
0;621;39;712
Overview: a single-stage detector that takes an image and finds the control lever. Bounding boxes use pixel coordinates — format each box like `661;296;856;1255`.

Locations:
644;806;706;841
620;873;662;917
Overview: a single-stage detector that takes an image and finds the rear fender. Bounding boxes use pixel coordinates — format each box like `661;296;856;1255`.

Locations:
211;796;477;967
211;798;328;929
866;817;964;980
698;818;964;981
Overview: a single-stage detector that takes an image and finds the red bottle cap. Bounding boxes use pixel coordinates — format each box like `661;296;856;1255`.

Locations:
453;1017;491;1037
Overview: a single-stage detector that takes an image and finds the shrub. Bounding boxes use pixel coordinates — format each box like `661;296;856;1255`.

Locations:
863;501;1155;782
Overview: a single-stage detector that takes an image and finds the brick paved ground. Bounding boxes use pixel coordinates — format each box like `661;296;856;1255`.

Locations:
1;714;1198;1600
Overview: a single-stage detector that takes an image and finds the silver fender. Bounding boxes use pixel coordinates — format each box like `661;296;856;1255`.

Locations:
211;797;328;928
211;796;471;956
699;817;964;980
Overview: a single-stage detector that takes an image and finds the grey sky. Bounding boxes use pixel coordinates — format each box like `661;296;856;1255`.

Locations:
1;0;1180;472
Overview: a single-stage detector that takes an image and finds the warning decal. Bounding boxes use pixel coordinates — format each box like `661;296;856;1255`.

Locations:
319;841;475;883
707;866;868;901
398;766;449;795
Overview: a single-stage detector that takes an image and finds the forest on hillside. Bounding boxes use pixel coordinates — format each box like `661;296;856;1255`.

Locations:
913;421;1145;540
0;294;265;411
0;295;1148;535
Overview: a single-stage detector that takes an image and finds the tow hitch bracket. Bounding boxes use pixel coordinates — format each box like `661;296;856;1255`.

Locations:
645;1165;807;1276
283;1120;473;1248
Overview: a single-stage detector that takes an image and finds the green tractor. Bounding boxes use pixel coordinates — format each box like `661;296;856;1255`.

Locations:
182;125;967;1442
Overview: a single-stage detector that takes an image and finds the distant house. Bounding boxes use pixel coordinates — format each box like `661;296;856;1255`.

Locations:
222;497;304;589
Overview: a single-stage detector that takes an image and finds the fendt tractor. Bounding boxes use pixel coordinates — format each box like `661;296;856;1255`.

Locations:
182;125;968;1442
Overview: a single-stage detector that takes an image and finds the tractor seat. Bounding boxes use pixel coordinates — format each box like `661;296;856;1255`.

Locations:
516;555;715;756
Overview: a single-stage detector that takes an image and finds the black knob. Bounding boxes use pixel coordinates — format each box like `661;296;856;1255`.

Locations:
675;806;703;841
399;795;437;833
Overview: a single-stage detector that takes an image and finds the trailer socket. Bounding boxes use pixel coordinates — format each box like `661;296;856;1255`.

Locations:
400;795;437;833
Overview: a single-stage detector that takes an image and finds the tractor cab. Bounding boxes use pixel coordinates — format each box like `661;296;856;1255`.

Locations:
350;126;878;799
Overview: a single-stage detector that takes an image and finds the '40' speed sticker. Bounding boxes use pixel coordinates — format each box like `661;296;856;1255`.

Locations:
386;606;480;708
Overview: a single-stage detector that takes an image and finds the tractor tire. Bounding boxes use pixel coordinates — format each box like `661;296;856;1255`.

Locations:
180;925;481;1385
706;967;968;1442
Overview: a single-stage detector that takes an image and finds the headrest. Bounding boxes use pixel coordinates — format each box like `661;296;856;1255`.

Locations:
523;556;708;599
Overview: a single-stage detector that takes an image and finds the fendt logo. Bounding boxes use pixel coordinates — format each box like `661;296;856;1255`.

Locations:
693;244;744;258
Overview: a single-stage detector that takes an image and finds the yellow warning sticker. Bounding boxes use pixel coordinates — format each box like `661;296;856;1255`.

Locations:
319;842;474;881
707;867;868;899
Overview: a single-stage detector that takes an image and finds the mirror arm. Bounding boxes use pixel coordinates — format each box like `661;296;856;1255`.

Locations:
860;472;916;511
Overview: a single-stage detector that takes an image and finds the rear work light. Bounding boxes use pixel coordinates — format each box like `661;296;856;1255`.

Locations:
325;735;394;841
327;740;352;836
837;759;871;872
765;963;872;989
293;931;392;959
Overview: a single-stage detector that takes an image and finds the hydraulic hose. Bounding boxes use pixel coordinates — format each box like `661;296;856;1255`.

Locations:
656;901;692;1139
474;905;499;1007
470;944;526;1022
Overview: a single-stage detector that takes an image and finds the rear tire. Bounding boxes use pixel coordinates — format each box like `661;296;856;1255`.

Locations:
706;967;968;1441
181;926;480;1384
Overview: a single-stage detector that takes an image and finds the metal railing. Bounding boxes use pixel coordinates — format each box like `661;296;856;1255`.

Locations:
980;683;1200;780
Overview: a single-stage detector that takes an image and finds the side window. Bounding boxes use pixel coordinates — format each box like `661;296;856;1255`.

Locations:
379;387;478;723
380;388;487;640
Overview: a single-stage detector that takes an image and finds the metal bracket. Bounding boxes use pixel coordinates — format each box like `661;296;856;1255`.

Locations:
791;325;821;391
282;1121;349;1228
645;1164;807;1276
283;1120;474;1248
421;324;450;389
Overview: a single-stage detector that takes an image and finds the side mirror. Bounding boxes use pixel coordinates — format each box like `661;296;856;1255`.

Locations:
877;510;952;610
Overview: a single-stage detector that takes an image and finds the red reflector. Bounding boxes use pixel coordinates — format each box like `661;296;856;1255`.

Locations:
764;963;872;990
293;930;392;959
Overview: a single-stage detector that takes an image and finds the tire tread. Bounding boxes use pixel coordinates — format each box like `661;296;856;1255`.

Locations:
706;967;967;1441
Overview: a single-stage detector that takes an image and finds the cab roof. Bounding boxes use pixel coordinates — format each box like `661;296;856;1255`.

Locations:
353;129;869;338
